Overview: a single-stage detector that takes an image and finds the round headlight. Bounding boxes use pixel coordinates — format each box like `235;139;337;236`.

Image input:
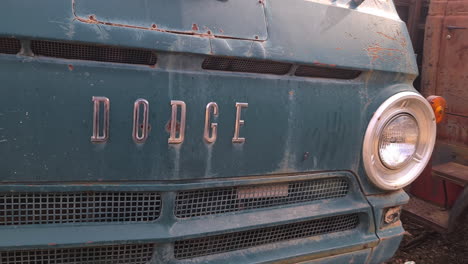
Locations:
379;114;419;169
363;92;436;190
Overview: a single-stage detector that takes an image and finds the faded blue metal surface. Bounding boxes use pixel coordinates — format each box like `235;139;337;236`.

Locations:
366;190;409;264
0;172;374;247
0;0;417;263
299;249;371;264
0;57;377;182
74;0;268;40
0;0;417;73
0;172;383;263
367;230;405;264
367;189;410;229
0;1;417;189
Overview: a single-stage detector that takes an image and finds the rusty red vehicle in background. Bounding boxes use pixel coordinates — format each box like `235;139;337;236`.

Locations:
397;0;468;232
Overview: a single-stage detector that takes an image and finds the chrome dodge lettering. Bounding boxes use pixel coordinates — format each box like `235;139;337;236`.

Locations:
168;100;186;144
90;96;110;143
232;102;248;143
132;99;150;143
91;98;248;144
204;102;219;143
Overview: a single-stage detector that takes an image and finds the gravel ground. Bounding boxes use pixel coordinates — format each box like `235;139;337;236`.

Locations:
385;214;468;264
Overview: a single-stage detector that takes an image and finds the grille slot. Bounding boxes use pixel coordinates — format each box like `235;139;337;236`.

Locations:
31;40;157;66
174;214;359;259
0;244;154;264
295;65;361;79
202;56;292;75
0;38;21;55
175;178;349;218
0;192;161;225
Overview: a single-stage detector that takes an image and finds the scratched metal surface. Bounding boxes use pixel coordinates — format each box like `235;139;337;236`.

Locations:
0;0;417;73
0;172;380;262
0;1;416;262
0;57;411;192
0;0;417;193
73;0;268;40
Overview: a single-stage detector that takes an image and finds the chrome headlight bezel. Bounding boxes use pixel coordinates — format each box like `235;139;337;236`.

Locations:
363;92;436;190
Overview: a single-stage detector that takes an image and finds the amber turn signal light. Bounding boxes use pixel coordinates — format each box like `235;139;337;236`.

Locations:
427;96;446;124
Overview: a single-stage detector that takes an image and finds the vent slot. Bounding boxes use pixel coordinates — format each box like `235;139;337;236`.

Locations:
0;38;21;55
174;214;359;259
1;244;154;264
175;178;349;218
0;192;161;225
202;56;292;75
295;65;361;79
31;40;157;66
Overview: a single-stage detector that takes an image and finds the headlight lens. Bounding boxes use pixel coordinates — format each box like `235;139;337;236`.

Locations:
379;114;419;169
362;92;436;190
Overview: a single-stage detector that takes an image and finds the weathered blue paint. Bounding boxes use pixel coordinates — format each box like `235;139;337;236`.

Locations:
0;172;374;247
0;1;416;191
0;58;375;181
366;189;410;229
74;0;268;40
0;0;417;263
298;249;372;264
367;230;405;264
365;190;409;264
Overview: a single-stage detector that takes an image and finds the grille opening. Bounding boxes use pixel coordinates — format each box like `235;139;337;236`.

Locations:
174;214;360;259
295;65;361;79
0;192;161;225
202;56;292;75
175;178;349;218
0;38;21;55
30;40;157;66
0;244;154;264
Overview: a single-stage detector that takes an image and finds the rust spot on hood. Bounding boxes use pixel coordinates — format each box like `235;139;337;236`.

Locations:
377;32;397;41
376;30;408;48
165;120;181;133
313;61;337;67
365;43;403;63
71;0;261;41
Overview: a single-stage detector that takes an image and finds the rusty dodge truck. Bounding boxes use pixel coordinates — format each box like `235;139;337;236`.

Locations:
0;0;437;263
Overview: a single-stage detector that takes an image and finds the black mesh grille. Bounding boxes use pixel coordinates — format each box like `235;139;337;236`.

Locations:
175;178;349;218
0;38;21;55
295;65;361;79
202;56;292;75
0;192;161;225
174;214;359;259
0;244;154;264
31;40;157;66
